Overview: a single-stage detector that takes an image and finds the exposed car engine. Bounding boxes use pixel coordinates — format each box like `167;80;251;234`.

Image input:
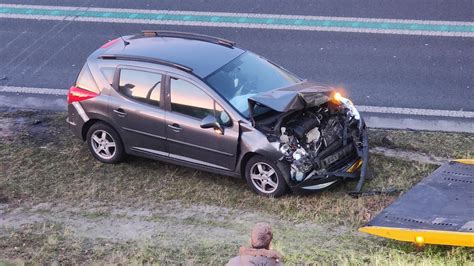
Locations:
249;83;366;189
276;100;362;182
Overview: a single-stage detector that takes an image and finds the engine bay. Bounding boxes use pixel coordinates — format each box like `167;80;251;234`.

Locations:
254;100;363;183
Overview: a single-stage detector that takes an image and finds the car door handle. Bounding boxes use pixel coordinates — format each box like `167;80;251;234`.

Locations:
168;123;182;132
113;108;127;117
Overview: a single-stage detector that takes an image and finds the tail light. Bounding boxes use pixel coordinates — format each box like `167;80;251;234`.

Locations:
67;86;99;104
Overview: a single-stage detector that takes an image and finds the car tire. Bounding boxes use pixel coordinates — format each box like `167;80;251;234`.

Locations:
245;155;288;197
86;122;125;164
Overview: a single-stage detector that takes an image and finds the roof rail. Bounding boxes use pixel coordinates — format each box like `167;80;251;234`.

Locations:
98;54;193;72
140;30;236;48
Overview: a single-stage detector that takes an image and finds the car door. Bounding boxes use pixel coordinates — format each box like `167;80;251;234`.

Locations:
165;75;239;171
108;67;168;157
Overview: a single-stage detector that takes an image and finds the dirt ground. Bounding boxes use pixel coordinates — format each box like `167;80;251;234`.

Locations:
0;109;473;265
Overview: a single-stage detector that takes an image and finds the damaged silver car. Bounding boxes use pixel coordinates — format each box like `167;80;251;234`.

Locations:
67;31;368;197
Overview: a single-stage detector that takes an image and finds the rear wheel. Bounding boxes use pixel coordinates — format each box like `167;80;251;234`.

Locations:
245;155;287;197
86;122;124;164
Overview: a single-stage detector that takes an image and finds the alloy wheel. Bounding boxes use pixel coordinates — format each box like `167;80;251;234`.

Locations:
90;129;116;160
249;162;279;194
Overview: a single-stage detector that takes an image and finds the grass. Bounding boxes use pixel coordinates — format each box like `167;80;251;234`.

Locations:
0;110;473;265
369;128;474;159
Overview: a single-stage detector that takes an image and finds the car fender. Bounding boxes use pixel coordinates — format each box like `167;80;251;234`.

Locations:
81;100;118;140
236;122;293;186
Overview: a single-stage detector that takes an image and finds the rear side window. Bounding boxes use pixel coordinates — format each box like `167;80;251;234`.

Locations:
118;69;162;107
76;64;99;93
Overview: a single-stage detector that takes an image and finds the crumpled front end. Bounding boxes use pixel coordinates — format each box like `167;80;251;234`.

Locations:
249;82;368;192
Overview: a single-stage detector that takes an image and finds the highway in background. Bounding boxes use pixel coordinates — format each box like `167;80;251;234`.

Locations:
0;0;472;131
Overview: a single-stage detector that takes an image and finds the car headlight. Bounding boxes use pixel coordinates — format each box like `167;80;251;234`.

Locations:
342;97;361;120
332;92;360;120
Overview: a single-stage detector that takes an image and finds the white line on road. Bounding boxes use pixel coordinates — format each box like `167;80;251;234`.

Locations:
1;85;473;119
0;4;473;37
356;106;474;119
0;85;68;96
1;3;473;26
0;13;466;38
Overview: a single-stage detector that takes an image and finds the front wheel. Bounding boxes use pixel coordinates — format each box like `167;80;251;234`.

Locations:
245;155;288;197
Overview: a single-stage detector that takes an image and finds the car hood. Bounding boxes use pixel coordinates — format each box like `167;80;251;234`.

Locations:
248;81;333;115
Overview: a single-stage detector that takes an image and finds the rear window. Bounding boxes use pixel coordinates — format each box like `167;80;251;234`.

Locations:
76;64;99;93
100;67;115;85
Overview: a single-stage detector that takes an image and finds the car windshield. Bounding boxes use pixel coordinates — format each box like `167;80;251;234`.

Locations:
204;52;301;118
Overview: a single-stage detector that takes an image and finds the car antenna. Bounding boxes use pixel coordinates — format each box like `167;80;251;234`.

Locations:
120;36;130;46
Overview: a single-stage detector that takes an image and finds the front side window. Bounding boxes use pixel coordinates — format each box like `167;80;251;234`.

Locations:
215;103;232;126
118;69;162;106
170;78;214;119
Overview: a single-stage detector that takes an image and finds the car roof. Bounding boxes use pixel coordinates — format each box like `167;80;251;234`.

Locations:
104;34;245;78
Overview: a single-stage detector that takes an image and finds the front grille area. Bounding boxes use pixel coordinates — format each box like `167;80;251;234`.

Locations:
324;144;359;172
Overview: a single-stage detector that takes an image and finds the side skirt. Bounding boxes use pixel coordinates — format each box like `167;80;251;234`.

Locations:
127;148;241;178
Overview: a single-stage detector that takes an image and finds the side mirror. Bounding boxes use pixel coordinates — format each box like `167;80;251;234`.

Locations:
200;115;224;135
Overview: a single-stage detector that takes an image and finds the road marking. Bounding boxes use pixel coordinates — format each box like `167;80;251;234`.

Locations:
356;106;474;119
1;85;473;119
0;4;473;37
0;86;68;96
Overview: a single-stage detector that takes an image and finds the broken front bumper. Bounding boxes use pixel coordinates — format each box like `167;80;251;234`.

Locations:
288;119;369;193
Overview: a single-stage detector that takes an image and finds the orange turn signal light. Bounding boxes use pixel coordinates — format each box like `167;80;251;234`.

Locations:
415;235;425;244
347;159;363;173
331;92;343;104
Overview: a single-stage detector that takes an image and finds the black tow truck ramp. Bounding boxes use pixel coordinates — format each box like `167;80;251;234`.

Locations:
359;160;474;247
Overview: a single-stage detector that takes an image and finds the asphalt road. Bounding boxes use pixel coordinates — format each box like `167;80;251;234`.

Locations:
1;0;473;21
0;0;473;112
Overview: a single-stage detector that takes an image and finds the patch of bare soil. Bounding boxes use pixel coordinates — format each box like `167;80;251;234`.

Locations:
0;109;59;144
0;117;27;139
0;200;346;243
0;200;351;264
0;187;8;204
371;146;449;165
